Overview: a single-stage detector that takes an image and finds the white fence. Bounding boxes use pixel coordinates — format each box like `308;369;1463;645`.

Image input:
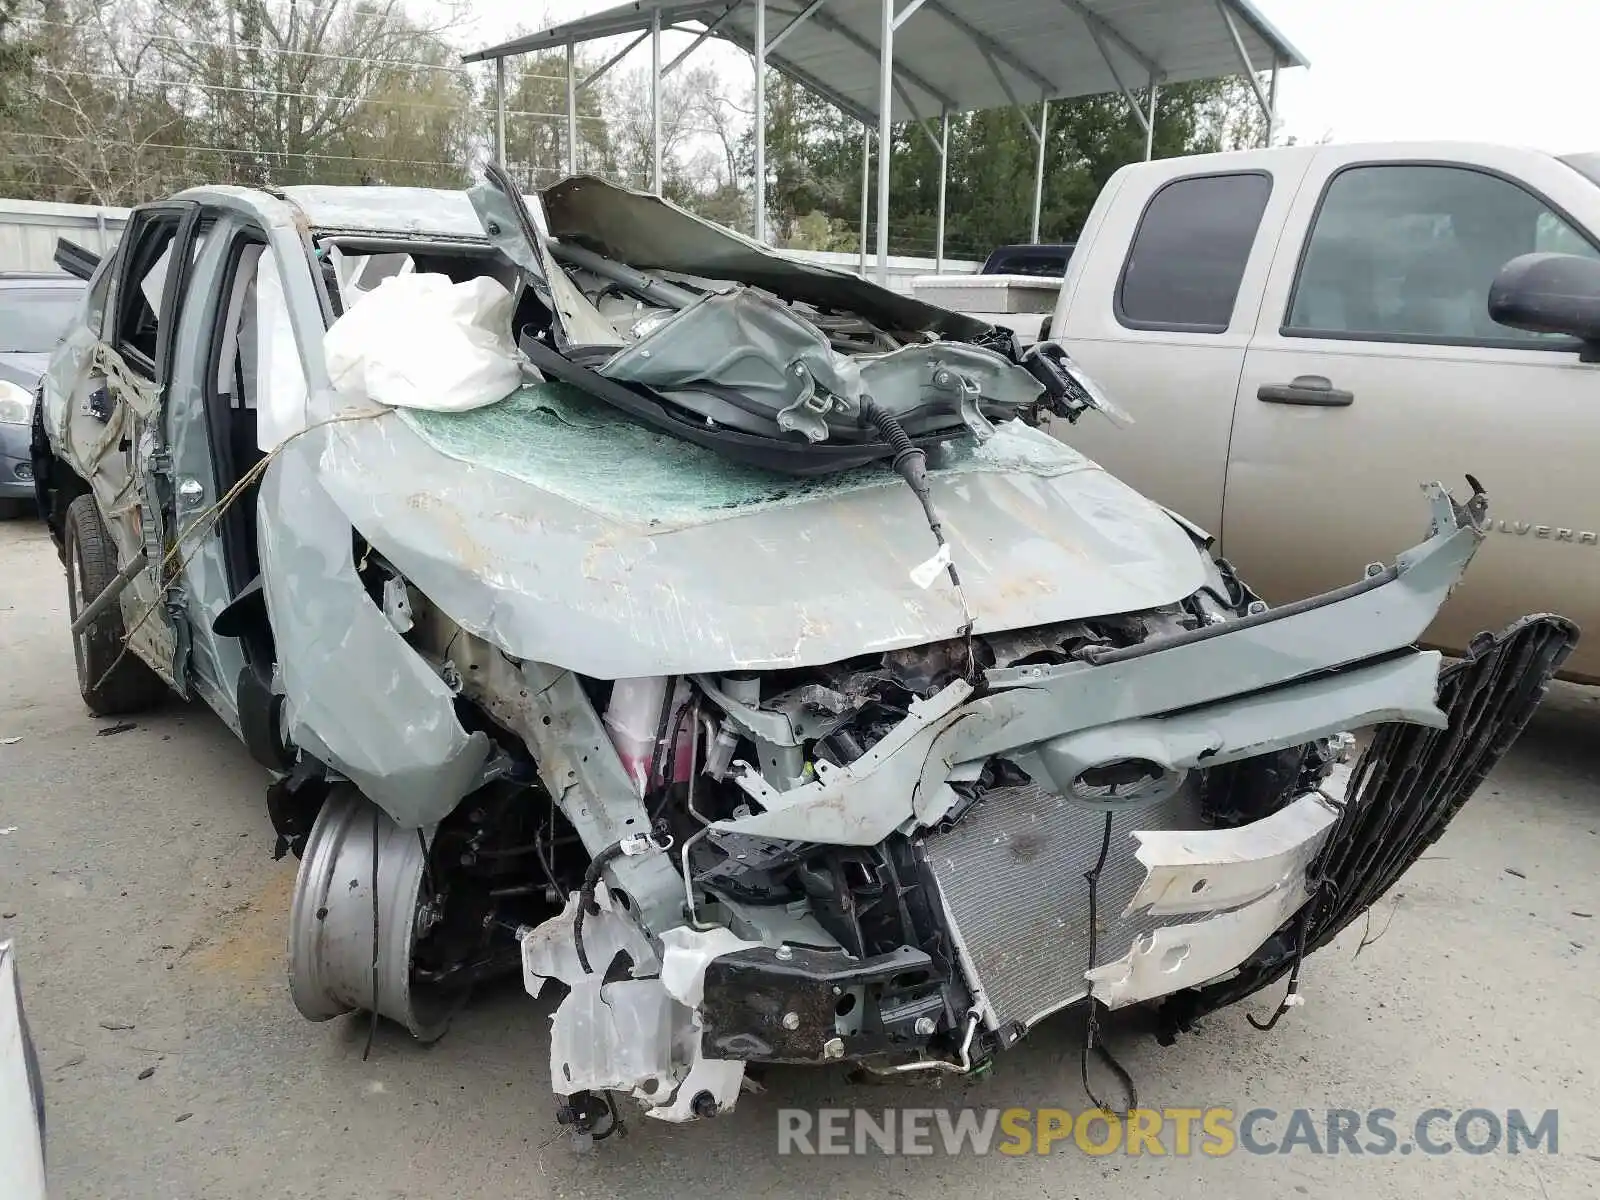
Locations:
0;200;129;274
779;248;982;295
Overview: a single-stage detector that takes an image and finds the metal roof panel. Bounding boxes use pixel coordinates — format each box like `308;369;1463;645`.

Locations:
464;0;1306;122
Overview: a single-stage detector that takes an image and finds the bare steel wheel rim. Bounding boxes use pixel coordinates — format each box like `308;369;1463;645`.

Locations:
287;787;462;1043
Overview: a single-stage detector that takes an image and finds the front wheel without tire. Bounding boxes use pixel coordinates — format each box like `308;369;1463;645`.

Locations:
63;494;166;716
288;787;466;1043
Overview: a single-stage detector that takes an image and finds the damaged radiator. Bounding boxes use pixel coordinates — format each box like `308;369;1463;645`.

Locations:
923;780;1204;1037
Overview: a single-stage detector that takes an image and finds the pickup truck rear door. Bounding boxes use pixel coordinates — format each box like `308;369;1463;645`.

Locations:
1223;144;1600;674
1053;151;1314;533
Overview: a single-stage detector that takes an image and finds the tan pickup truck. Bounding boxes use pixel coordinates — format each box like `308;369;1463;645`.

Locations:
1028;141;1600;681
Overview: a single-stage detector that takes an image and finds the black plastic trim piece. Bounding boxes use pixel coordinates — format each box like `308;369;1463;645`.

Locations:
519;332;949;478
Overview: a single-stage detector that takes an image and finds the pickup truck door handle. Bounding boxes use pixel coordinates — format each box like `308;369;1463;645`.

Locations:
1257;375;1354;406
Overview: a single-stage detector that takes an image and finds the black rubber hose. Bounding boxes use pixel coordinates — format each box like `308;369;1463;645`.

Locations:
860;397;925;482
573;839;629;974
860;398;948;554
861;398;972;679
1080;811;1138;1114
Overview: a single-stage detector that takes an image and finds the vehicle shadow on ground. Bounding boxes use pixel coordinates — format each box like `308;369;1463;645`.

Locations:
1499;680;1600;780
424;969;1168;1181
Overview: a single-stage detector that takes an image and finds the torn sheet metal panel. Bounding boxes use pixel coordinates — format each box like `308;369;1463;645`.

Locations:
1125;793;1342;918
602;292;1041;440
257;430;490;828
550;977;677;1095
519;886;660;998
526;906;751;1118
600;288;860;428
466;181;624;352
718;681;973;845
314;402;1205;679
647;1040;747;1122
463;656;684;931
659;927;764;1009
694;528;1462;847
542;175;998;344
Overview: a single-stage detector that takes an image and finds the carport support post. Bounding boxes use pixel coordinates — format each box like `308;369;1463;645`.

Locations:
1143;74;1159;160
1029;99;1048;244
651;8;663;193
493;57;506;168
1267;57;1280;146
934;110;948;272
859;124;871;276
566;42;578;173
875;0;894;283
755;0;767;242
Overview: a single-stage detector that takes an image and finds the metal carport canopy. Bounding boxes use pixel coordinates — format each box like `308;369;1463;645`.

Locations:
464;0;1307;280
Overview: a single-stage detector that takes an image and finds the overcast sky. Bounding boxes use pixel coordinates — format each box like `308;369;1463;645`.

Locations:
449;0;1596;155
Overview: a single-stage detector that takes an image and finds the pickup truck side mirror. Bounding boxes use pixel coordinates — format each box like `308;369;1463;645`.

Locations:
1488;252;1600;357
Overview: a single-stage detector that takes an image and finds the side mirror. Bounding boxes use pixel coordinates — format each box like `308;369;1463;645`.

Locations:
1488;252;1600;356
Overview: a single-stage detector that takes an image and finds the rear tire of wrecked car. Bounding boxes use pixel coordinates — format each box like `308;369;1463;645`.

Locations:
63;494;167;717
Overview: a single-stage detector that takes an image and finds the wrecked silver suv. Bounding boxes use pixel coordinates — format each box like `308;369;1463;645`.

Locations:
32;169;1575;1137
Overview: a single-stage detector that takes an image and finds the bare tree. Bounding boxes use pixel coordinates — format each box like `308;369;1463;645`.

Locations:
150;0;475;187
494;47;615;189
2;0;205;202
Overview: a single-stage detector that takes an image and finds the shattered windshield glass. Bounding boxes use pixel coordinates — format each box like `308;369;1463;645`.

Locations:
398;380;1090;531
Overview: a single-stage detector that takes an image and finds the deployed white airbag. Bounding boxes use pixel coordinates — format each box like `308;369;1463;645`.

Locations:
323;272;523;412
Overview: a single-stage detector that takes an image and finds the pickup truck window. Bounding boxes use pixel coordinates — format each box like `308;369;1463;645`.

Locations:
1115;171;1272;333
1285;163;1600;345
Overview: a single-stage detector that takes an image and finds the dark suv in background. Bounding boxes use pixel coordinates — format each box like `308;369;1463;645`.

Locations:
0;272;86;518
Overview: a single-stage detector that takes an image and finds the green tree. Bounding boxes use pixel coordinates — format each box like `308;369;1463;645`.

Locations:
754;73;1272;260
494;48;613;189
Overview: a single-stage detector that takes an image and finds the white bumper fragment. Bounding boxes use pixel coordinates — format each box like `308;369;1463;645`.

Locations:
1087;792;1342;1008
520;897;755;1121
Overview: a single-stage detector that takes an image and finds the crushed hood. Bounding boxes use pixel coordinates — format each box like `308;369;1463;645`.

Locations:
539;175;1000;346
317;383;1206;678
